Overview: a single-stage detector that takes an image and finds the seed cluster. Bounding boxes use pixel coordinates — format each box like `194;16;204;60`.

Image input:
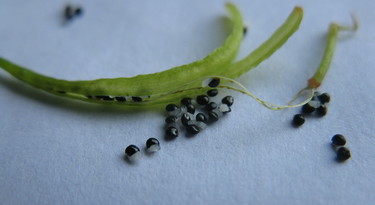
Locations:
331;134;351;162
164;89;233;139
64;4;83;21
124;138;161;162
292;91;331;127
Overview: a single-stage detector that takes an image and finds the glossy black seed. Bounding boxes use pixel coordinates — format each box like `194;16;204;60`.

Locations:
318;93;331;104
181;113;191;126
132;96;143;102
146;138;159;147
196;113;207;123
196;95;210;105
186;104;195;114
166;126;179;138
208;78;220;88
181;97;192;105
337;147;351;161
205;102;217;111
165;104;179;112
125;145;140;157
302;103;315;114
316;105;328;116
165;116;178;123
115;96;126;102
222;96;234;106
207;89;218;97
209;111;220;121
292;114;305;127
146;138;160;152
331;134;346;146
187;124;200;134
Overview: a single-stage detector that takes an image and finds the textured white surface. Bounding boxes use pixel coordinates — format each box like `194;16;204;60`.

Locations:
0;0;374;205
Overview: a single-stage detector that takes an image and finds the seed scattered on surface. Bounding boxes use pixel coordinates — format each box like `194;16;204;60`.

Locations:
208;78;220;88
187;124;200;134
196;95;210;105
165;116;178;123
181;113;191;126
316;104;328;116
196;113;207;123
166;126;179;138
222;96;234;106
207;89;218;97
125;145;141;161
146;138;160;152
64;5;83;21
292;114;305;127
318;93;330;104
243;26;248;36
185;103;195;114
74;7;83;16
302;103;315;114
181;97;192;105
166;104;179;112
337;146;351;161
331;134;346;146
205;102;217;111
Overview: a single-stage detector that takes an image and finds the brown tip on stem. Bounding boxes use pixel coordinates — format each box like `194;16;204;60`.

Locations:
294;6;303;13
308;78;321;89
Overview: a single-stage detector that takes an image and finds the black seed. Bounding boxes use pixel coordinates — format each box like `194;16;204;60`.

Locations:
187;124;200;134
243;26;248;36
302;103;315;114
318;93;331;104
196;95;210;105
207;89;218;97
181;113;191;126
222;96;234;106
87;95;93;99
331;134;346;146
146;138;159;148
337;147;351;161
125;145;140;156
115;96;126;102
132;96;142;102
196;113;207;123
74;7;83;16
95;95;113;101
165;104;179;112
165;116;178;123
209;111;220;121
316;105;328;116
166;126;179;138
64;5;73;20
208;78;220;87
181;97;192;105
205;102;217;111
292;114;305;127
186;104;195;114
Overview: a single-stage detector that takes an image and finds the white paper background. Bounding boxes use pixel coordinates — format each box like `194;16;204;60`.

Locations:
0;0;374;204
